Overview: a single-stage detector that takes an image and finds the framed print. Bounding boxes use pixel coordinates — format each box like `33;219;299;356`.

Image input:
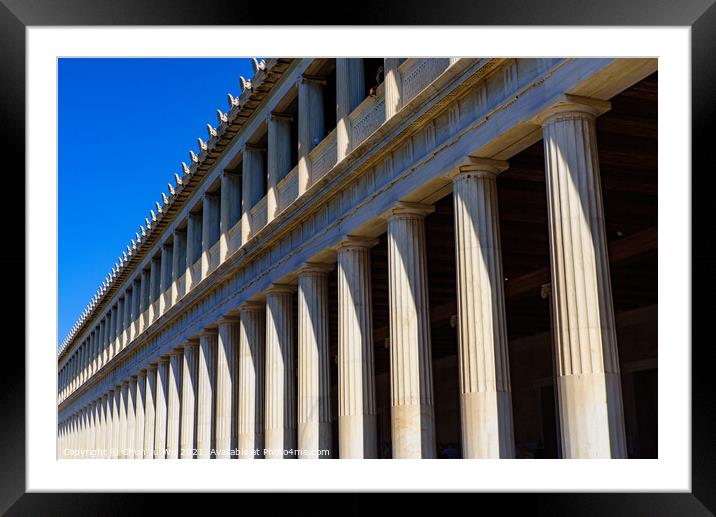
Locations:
2;0;714;512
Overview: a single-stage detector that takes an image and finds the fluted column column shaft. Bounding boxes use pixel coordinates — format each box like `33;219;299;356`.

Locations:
297;265;333;458
238;303;265;459
181;342;199;458
131;278;141;338
119;382;129;458
540;100;627;458
451;162;515;458
265;286;296;459
219;172;240;261
336;58;365;161
126;378;137;458
385;202;436;458
134;371;146;458
267;114;293;221
140;269;150;328
172;228;187;302
202;193;220;277
297;76;325;194
186;212;202;289
111;389;121;459
241;145;266;244
197;332;218;458
103;394;112;458
143;365;157;458
337;237;378;458
384;58;402;119
166;351;183;459
216;319;240;458
154;360;169;459
149;257;159;322
159;243;173;314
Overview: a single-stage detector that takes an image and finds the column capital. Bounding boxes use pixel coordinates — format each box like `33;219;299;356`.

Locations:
336;235;379;251
297;261;334;276
217;314;241;325
197;328;218;337
242;142;267;154
239;300;265;312
381;201;435;220
268;111;294;123
447;157;509;180
265;283;296;295
147;363;158;371
185;337;200;345
534;94;611;126
298;74;327;86
157;356;170;364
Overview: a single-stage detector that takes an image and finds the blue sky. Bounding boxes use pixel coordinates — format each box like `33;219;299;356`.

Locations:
58;58;255;348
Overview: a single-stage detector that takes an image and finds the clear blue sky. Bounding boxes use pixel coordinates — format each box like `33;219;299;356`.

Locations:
58;58;255;349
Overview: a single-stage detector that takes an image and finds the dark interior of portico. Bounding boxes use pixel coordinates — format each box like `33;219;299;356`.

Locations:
322;72;658;459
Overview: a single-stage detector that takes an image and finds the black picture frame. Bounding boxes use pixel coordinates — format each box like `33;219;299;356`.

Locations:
2;0;713;512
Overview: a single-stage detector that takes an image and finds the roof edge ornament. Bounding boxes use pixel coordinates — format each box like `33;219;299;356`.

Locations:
217;109;228;124
252;58;266;74
197;138;208;152
228;93;239;108
207;123;217;138
240;76;252;92
189;150;199;163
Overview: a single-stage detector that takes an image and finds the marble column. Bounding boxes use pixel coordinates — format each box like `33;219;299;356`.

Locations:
109;305;117;360
297;75;326;194
149;256;160;322
538;97;627;458
103;393;112;458
119;382;129;458
216;317;240;459
336;236;378;458
181;340;199;459
134;370;146;459
126;377;137;459
172;228;187;302
384;58;403;119
385;202;436;458
140;268;150;329
132;277;141;339
117;296;125;351
241;144;267;244
144;364;157;459
202;192;220;277
238;302;265;459
265;284;296;459
297;263;333;458
219;171;241;261
159;242;173;315
448;159;515;458
154;358;169;459
336;58;365;161
267;113;293;221
186;212;202;289
166;349;183;459
197;330;218;459
111;388;121;459
123;290;132;347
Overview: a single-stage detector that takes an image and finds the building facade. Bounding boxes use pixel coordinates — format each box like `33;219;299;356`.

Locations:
57;57;658;459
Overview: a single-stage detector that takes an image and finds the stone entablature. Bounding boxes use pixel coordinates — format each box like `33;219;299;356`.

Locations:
58;56;656;423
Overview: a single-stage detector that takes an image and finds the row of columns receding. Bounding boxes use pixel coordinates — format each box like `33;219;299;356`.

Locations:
59;98;628;459
58;57;439;402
